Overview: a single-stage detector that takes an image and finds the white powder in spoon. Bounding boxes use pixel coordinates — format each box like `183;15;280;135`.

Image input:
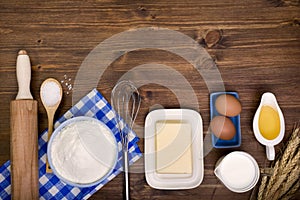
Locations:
41;81;61;107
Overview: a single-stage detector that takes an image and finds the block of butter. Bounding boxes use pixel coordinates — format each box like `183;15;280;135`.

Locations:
145;109;204;190
155;121;192;174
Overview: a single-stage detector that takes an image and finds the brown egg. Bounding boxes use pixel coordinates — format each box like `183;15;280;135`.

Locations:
210;116;236;140
215;94;242;117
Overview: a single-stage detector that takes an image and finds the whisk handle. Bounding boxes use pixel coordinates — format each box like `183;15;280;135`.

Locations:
123;149;130;200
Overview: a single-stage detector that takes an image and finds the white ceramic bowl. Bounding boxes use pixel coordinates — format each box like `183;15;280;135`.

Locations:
48;116;118;187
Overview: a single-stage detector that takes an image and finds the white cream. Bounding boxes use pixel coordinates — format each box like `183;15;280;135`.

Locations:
50;120;117;184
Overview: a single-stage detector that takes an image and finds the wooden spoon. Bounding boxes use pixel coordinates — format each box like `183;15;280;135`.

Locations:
40;78;62;173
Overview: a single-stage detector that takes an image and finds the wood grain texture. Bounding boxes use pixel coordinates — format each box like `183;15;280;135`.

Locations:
10;100;38;200
0;0;299;199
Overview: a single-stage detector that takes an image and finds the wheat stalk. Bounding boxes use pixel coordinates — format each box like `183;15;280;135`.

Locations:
258;122;300;200
266;173;287;198
278;150;300;199
265;139;299;197
257;175;268;200
265;158;281;194
265;126;299;194
280;180;300;200
268;164;300;199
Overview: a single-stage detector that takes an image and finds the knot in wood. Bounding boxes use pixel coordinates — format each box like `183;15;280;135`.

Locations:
204;29;222;48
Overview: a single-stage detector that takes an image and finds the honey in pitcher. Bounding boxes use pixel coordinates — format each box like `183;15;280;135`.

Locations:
258;106;280;140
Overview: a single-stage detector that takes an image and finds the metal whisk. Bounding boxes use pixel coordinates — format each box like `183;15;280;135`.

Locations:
111;80;141;200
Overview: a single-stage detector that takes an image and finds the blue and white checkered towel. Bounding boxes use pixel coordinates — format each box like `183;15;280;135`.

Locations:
0;89;142;200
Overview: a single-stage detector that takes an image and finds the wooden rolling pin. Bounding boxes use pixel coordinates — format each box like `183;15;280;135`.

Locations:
10;50;39;200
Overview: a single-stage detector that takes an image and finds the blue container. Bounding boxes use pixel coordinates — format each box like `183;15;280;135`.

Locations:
210;92;241;148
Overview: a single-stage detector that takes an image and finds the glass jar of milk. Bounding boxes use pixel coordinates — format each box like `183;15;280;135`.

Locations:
214;151;260;193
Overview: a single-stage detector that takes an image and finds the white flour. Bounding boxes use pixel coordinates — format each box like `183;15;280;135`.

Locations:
50;120;117;184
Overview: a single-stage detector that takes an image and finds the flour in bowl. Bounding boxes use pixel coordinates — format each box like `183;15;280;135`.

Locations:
49;119;117;185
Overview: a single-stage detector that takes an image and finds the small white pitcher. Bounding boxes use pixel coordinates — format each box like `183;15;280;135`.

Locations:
214;151;260;193
253;92;285;160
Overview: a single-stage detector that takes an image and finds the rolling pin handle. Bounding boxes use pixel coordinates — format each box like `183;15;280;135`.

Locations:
16;50;33;100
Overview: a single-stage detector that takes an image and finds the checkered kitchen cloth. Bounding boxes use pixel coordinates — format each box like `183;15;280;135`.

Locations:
0;88;142;200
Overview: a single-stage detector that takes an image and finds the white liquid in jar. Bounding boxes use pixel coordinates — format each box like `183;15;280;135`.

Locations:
218;153;257;190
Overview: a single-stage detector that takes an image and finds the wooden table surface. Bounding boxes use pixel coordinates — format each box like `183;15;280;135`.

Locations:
1;0;299;199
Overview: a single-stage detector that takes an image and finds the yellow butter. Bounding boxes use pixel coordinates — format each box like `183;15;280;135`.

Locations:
155;121;193;174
